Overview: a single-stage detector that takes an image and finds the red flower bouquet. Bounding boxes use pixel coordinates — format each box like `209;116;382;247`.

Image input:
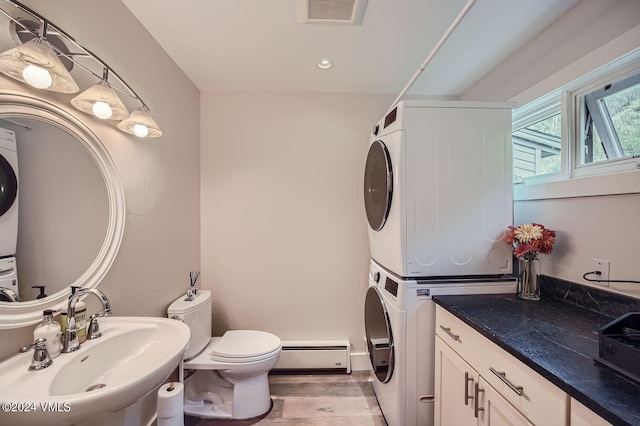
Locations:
504;223;556;260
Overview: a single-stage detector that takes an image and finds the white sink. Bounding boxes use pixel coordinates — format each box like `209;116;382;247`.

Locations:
0;316;190;426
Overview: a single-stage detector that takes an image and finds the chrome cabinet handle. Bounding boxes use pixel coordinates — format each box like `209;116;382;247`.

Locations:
490;367;524;395
474;382;484;418
464;372;474;405
439;325;460;342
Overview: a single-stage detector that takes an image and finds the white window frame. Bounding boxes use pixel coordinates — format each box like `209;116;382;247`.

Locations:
570;63;640;179
513;49;640;201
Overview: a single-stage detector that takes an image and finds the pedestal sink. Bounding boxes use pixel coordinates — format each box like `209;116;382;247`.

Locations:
0;317;190;426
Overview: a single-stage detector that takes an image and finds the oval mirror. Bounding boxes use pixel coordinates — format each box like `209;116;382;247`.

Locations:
0;91;125;329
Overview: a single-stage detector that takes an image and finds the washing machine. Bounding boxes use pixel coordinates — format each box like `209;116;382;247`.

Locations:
364;100;514;278
0;256;19;301
0;127;18;258
365;259;516;426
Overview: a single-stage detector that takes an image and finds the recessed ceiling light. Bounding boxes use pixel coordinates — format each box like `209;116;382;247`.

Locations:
317;58;334;70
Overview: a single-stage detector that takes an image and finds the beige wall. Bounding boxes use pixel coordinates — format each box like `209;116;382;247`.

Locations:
200;92;393;358
0;1;201;360
515;195;640;297
462;0;640;299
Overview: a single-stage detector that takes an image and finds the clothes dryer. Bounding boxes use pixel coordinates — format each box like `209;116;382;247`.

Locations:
364;101;513;278
0;127;18;257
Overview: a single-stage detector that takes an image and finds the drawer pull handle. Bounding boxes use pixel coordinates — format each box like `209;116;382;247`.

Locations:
464;372;474;405
440;325;460;342
490;367;524;395
474;381;485;418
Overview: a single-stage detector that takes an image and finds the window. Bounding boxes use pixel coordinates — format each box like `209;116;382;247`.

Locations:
513;112;562;182
579;72;640;166
512;52;640;191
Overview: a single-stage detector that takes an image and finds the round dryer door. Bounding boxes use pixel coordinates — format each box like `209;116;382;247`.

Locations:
0;153;17;217
363;140;392;231
364;286;394;383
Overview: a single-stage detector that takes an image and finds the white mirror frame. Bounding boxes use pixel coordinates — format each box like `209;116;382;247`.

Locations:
0;90;125;329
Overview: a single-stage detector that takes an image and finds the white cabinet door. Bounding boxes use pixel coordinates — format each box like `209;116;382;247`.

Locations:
477;377;533;426
570;398;612;426
435;336;478;426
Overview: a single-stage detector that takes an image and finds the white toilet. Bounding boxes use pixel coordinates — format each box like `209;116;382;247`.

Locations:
167;290;282;419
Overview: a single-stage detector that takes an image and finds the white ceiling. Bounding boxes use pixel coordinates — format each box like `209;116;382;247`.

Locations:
122;0;580;97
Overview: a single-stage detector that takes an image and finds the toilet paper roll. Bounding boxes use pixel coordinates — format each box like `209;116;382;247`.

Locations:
157;382;184;426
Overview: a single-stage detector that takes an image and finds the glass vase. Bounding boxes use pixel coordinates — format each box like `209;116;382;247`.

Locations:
518;257;540;301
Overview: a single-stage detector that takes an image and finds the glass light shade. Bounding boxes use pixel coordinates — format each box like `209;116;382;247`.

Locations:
0;39;79;93
71;82;129;120
117;109;163;138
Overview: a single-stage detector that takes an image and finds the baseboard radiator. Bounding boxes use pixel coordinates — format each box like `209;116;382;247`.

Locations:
273;340;351;374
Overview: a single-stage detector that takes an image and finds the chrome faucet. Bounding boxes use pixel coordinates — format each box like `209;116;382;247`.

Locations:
0;287;20;302
62;288;111;353
19;338;52;370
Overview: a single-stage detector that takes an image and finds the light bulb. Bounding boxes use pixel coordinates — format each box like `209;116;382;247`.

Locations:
92;101;113;119
317;58;333;70
22;64;53;89
133;123;149;138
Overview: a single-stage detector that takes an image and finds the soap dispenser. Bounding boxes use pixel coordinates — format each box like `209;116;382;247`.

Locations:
31;285;48;299
33;309;62;359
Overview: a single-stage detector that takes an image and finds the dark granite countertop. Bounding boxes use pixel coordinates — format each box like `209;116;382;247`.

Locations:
433;281;640;426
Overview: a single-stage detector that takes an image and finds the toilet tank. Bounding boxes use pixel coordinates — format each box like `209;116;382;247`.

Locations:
167;290;212;360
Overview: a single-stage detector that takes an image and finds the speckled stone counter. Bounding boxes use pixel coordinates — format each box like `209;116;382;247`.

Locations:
433;277;640;426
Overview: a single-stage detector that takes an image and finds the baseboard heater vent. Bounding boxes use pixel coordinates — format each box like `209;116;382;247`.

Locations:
273;340;351;373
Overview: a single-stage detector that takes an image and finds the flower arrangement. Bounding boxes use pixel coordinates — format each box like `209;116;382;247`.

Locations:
504;223;556;260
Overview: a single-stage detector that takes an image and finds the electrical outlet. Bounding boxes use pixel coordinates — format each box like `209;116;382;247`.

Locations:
592;259;610;286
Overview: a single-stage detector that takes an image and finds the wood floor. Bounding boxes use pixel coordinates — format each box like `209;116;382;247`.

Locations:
184;371;388;425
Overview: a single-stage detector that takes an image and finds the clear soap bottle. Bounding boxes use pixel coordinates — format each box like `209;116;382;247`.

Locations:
33;309;62;359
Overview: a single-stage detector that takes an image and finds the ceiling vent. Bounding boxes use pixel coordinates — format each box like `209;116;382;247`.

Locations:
297;0;368;25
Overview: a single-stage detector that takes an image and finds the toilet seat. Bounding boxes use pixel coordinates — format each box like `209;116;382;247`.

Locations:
210;330;281;363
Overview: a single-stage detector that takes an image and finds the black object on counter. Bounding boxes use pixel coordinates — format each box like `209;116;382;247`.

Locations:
597;312;640;383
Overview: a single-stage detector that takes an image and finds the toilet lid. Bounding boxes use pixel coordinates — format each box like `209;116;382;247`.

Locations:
211;330;281;359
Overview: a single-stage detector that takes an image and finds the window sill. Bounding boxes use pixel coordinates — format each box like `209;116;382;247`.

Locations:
514;169;640;201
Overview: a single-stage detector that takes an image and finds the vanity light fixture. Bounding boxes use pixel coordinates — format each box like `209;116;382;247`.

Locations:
0;0;163;138
117;107;163;138
0;20;78;93
317;58;334;70
71;68;128;120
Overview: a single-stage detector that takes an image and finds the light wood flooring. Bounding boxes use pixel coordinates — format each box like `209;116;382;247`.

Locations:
184;371;387;425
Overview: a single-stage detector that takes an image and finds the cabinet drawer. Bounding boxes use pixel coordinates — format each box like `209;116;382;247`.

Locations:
435;305;481;366
476;332;568;426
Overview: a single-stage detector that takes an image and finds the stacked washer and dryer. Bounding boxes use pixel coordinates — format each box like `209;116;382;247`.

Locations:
363;101;517;426
0;127;19;302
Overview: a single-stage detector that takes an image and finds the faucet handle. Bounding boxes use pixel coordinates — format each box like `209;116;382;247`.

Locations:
19;337;46;353
87;309;110;340
19;338;53;371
